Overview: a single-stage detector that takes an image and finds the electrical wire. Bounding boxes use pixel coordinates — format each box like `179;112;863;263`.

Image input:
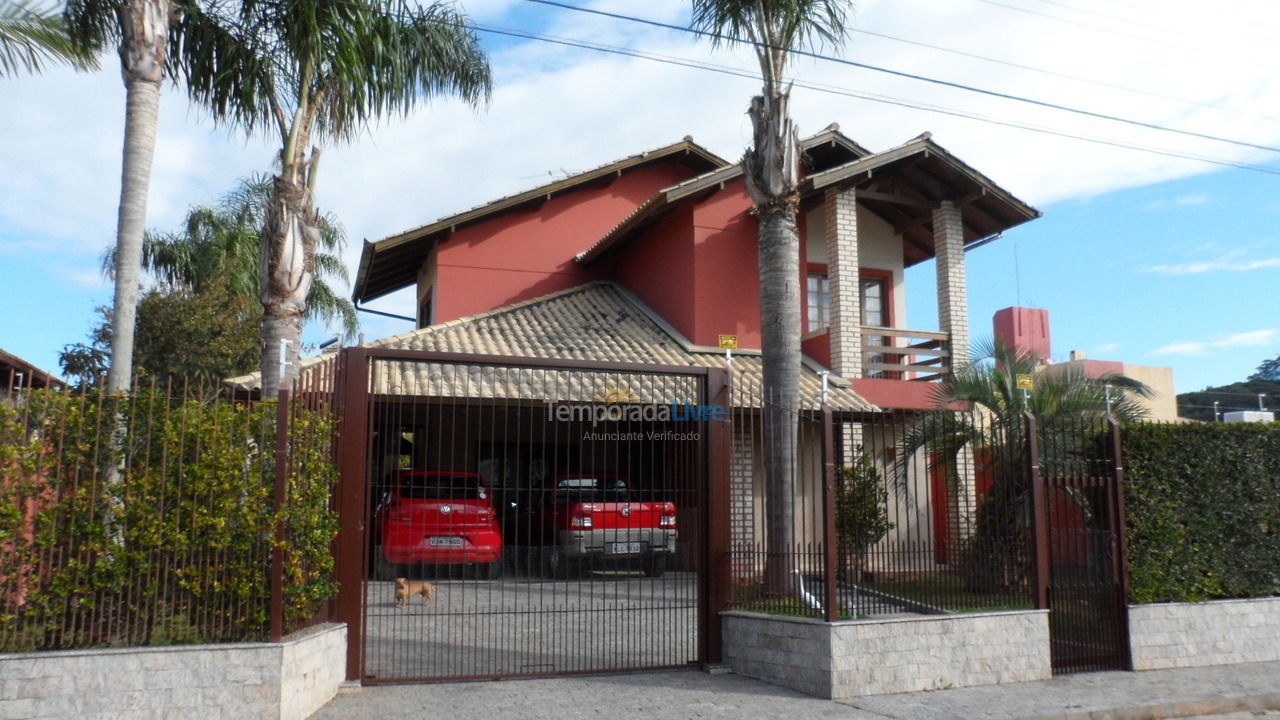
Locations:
525;0;1280;154
469;21;1280;177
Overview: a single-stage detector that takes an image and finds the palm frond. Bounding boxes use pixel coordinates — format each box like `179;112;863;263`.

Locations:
0;0;98;76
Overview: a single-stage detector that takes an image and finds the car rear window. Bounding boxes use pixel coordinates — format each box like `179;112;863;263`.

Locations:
554;477;630;501
398;474;484;500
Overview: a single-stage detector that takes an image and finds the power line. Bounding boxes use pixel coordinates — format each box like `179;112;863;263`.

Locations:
845;25;1280;125
470;21;1280;177
973;0;1197;50
265;0;1280;177
525;0;1280;155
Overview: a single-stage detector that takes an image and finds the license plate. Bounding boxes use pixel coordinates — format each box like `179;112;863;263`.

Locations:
607;542;643;555
429;536;463;547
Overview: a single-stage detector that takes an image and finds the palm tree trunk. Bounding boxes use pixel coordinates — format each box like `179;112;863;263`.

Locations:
744;86;803;596
105;0;169;393
259;168;316;398
758;204;802;595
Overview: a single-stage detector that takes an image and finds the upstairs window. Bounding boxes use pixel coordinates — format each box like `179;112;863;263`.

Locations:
807;273;830;333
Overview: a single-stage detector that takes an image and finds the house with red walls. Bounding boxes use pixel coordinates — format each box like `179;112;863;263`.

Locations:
350;124;1040;411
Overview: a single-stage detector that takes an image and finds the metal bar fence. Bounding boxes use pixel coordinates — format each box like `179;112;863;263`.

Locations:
0;366;339;652
728;396;1038;620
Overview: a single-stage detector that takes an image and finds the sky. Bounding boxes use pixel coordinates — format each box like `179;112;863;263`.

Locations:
2;0;1278;394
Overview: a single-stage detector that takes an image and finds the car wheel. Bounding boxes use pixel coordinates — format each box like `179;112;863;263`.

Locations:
373;546;398;581
643;553;668;578
546;548;578;579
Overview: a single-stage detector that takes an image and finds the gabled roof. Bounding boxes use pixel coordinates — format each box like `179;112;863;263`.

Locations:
227;282;875;412
577;125;873;264
352;138;728;303
803;133;1041;265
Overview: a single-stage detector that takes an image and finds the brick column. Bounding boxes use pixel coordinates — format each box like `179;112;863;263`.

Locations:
825;187;862;380
933;200;969;364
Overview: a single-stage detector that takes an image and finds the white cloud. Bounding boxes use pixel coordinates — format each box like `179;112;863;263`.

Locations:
1093;342;1120;354
1147;253;1280;274
1154;329;1280;356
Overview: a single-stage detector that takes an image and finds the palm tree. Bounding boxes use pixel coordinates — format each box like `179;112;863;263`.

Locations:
171;0;491;396
66;0;178;393
690;0;852;594
103;174;359;339
898;339;1152;588
0;0;97;76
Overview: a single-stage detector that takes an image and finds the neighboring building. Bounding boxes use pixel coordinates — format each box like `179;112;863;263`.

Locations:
1;349;65;401
992;307;1180;422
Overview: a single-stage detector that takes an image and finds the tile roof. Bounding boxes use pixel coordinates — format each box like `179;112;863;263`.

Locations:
226;282;875;412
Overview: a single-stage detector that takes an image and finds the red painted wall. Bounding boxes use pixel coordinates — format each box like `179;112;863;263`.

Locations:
433;161;698;322
610;203;697;337
690;180;761;347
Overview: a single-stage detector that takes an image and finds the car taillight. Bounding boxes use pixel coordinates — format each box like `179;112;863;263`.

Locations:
481;506;496;520
571;508;593;528
660;515;676;527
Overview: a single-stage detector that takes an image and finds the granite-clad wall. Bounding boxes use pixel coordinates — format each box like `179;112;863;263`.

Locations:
1129;597;1280;670
722;609;1051;699
0;623;346;720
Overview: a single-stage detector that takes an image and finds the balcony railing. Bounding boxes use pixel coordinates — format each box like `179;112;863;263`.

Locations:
859;326;951;381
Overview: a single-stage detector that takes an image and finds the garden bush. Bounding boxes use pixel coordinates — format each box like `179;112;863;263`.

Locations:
1123;422;1280;604
0;388;338;650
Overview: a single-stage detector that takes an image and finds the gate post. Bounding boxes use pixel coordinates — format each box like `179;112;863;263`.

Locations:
1025;412;1051;610
334;348;370;681
1108;418;1134;668
821;406;839;622
702;367;732;666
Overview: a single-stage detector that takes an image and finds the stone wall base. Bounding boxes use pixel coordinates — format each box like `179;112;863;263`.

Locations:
722;609;1051;700
1130;597;1280;670
0;622;346;720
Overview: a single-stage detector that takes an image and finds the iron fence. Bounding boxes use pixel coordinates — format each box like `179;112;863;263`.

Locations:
727;387;1037;620
0;363;338;652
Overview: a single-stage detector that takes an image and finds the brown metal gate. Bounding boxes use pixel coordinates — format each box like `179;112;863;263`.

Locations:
1031;416;1132;674
331;348;730;683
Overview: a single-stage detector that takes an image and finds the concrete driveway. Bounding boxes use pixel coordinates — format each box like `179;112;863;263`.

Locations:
362;570;698;681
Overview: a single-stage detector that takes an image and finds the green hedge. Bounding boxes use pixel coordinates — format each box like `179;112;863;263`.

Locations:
1123;422;1280;604
0;389;338;650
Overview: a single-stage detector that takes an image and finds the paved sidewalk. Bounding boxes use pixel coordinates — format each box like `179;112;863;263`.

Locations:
314;662;1280;720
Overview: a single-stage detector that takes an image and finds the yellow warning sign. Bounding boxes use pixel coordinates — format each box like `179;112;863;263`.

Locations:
718;334;739;350
1016;374;1034;390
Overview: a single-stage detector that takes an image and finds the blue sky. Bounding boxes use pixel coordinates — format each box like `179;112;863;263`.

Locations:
2;0;1278;395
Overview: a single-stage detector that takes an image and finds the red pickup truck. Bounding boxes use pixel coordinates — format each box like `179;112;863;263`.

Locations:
374;470;504;580
542;474;677;578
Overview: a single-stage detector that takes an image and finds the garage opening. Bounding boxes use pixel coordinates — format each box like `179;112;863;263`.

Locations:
346;351;718;683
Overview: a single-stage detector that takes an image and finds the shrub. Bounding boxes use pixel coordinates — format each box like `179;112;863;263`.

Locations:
0;388;337;650
1123;422;1280;604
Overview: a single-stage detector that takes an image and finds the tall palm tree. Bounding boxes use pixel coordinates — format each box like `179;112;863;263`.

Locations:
691;0;852;594
0;0;97;76
103;174;359;339
172;0;491;396
66;0;177;393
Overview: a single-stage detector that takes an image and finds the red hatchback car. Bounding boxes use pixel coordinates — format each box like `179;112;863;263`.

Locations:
374;470;504;580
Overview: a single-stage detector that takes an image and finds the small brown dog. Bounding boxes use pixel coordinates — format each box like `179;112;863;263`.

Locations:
394;577;435;608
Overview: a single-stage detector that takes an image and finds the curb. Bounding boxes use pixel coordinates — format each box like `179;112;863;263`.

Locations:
1016;691;1280;720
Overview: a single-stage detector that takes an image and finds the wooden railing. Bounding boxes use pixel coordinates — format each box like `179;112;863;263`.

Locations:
859;326;951;381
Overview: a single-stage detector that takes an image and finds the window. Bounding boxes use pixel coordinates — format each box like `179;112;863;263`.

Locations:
861;276;889;377
807;273;830;333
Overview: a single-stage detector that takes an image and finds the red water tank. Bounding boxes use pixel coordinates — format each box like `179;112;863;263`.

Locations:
993;307;1051;363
